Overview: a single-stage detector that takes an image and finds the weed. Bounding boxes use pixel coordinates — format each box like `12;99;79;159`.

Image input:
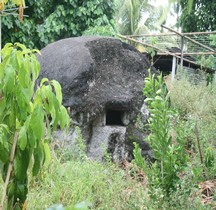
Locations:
26;156;147;210
137;71;188;196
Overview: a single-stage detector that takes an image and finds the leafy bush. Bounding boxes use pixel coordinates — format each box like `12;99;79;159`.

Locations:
82;25;116;37
133;71;188;197
133;71;216;208
2;1;115;49
0;43;70;209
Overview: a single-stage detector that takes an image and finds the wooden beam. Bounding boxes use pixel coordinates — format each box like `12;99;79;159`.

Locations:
161;25;216;53
117;34;199;66
126;31;216;37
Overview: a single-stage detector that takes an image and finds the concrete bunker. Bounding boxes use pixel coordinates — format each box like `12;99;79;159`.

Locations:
38;36;153;162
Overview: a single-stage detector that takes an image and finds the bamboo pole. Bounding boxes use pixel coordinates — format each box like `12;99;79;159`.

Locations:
161;25;216;53
117;34;198;66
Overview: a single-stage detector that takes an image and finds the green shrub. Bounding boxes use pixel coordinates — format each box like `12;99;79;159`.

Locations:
134;71;188;197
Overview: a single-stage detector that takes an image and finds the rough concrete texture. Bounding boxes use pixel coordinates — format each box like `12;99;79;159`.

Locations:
38;36;152;162
88;126;126;162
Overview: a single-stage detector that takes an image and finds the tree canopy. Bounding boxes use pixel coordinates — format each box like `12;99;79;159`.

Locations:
179;0;216;32
2;0;115;49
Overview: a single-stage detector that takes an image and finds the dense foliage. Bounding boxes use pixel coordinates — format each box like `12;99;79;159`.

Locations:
133;72;216;208
134;72;188;197
179;0;216;32
0;43;70;209
2;0;115;49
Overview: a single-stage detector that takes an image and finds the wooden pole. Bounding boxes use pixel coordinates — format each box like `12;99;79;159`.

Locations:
161;25;216;53
171;56;176;82
180;36;184;71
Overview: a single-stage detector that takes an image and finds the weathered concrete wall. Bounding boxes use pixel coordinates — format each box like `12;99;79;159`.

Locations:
38;36;153;162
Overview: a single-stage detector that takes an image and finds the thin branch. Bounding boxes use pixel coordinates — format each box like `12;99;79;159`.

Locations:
194;123;203;165
0;131;19;210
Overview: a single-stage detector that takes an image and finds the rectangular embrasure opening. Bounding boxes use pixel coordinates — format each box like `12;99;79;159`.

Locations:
106;109;124;126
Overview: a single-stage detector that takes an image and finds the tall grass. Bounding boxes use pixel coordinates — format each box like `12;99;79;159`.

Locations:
169;78;216;119
168;76;216;181
169;77;216;147
26;157;147;210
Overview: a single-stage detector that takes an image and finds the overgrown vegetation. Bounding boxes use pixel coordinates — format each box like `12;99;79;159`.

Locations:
0;43;70;209
133;72;216;208
133;72;188;198
1;71;215;209
0;0;216;209
2;0;115;49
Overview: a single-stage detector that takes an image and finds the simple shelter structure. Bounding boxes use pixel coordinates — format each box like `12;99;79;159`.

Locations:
118;25;216;82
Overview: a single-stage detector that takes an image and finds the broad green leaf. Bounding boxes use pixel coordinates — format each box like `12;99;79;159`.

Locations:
44;89;60;128
10;49;20;70
0;143;9;163
31;54;40;81
18;59;31;88
17;183;28;202
0;123;9;133
59;106;70;130
3;65;15;94
28;127;36;149
33;142;45;176
38;142;45;161
1;43;13;59
30;105;44;141
40;78;49;86
7;182;15;198
51;80;62;104
18;126;27;150
32;151;40;176
24;115;31;129
43;142;51;165
15;42;27;51
0;96;6;116
14;150;29;182
32;49;41;55
15;50;22;69
33;89;43;105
